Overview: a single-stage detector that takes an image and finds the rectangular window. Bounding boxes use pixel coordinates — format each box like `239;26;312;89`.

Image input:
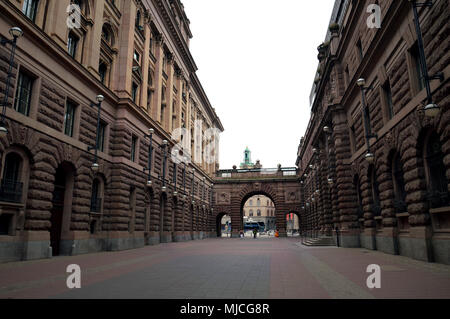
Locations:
67;33;79;59
357;39;363;61
132;83;139;103
64;100;77;137
97;122;107;152
410;43;425;92
131;136;137;162
14;71;34;116
383;81;394;119
134;50;140;63
147;89;152;110
350;125;357;153
22;0;39;23
160;104;165;123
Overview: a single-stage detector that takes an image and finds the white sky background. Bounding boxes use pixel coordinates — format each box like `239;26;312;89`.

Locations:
183;0;336;169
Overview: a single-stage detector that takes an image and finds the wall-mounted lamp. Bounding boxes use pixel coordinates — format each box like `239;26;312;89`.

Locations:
357;78;378;163
409;0;444;118
144;128;155;187
88;95;105;171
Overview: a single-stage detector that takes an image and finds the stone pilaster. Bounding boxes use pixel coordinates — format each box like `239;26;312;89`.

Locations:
332;110;360;247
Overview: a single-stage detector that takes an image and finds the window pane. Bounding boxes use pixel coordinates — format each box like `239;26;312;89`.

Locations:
23;0;39;22
97;123;106;152
64;101;76;137
14;72;33;116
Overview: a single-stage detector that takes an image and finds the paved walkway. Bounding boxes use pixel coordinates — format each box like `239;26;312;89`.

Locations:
0;238;449;299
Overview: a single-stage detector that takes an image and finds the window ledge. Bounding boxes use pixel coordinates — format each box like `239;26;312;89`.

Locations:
396;212;409;217
429;206;450;214
0;201;24;208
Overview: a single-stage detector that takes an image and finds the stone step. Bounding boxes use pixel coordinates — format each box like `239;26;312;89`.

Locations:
301;237;336;247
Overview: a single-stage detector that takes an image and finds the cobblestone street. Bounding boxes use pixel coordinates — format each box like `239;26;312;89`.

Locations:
0;238;449;299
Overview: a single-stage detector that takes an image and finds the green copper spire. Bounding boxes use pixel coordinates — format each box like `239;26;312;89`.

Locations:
240;147;254;169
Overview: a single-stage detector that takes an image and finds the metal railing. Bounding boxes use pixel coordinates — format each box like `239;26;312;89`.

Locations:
90;198;102;213
216;167;298;178
0;179;23;203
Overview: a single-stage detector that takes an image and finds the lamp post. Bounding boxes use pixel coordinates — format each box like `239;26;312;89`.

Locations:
0;27;23;136
144;128;155;187
409;0;444;117
324;126;334;186
357;78;377;163
173;161;177;196
182;156;187;200
88;95;105;171
191;168;195;205
161;139;168;192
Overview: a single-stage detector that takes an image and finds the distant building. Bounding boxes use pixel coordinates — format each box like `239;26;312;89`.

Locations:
243;195;276;231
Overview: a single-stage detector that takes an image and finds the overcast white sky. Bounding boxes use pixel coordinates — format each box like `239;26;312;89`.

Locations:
183;0;336;169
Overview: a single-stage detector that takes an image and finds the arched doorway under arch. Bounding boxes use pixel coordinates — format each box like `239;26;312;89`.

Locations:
216;212;231;237
284;211;301;237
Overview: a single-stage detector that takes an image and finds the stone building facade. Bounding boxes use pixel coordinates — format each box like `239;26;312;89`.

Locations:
296;0;449;264
0;0;223;263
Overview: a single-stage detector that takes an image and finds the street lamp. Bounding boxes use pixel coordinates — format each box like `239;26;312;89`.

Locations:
160;140;168;191
409;1;444;118
357;78;378;163
88;95;105;171
0;27;23;136
144;128;155;187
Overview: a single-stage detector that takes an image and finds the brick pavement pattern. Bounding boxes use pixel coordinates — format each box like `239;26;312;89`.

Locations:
0;238;449;299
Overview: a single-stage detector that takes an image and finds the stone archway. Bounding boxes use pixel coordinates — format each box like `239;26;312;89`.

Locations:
215;212;230;237
212;170;302;238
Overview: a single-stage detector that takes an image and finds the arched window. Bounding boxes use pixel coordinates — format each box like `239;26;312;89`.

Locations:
257;210;261;217
368;165;381;216
249;210;253;217
391;152;407;213
425;132;449;208
0;153;24;203
101;24;114;47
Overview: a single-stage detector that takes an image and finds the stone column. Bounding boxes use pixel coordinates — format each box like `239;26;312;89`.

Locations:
161;196;172;243
153;35;164;122
377;159;399;254
360;168;377;249
140;16;152;110
115;0;135;99
332;110;360;247
319;146;333;236
230;195;241;238
402;130;433;262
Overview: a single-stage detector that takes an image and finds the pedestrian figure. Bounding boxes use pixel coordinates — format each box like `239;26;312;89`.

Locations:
253;228;258;239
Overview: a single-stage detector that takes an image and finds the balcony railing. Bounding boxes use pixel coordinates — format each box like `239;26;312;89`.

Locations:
394;199;407;214
0;179;23;203
426;191;450;209
90;198;102;213
372;204;382;217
